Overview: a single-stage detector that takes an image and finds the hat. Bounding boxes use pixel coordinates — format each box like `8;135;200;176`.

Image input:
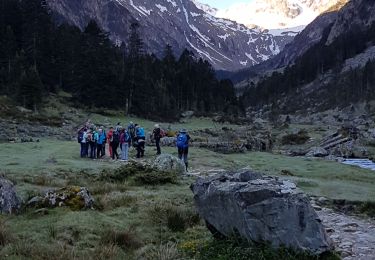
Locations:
180;129;187;133
155;124;160;128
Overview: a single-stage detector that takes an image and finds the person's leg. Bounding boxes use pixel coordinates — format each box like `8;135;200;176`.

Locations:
178;148;183;160
136;143;141;158
90;143;94;158
86;143;89;157
109;143;113;158
83;143;88;157
121;143;126;160
102;143;106;156
97;144;102;158
156;138;161;154
92;143;97;159
124;143;129;161
141;142;145;157
114;143;119;159
80;143;84;157
184;147;189;171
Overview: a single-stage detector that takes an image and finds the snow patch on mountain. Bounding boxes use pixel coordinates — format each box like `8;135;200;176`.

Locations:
214;0;344;32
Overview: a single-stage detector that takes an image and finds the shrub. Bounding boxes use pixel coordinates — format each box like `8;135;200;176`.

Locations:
147;202;200;232
95;193;137;211
139;242;180;260
100;228;143;250
359;201;375;217
93;243;120;260
197;239;340;260
99;163;178;186
134;171;178;185
281;130;310;145
0;219;12;246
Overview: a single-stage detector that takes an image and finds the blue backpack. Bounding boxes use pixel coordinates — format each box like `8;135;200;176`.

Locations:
121;132;131;143
177;133;188;148
137;128;145;138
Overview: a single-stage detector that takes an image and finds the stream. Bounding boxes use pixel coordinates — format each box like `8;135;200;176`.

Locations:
342;159;375;171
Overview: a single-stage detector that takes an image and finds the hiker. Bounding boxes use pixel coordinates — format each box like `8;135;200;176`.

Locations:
87;129;97;159
77;127;86;158
153;124;162;155
120;128;131;161
82;128;89;158
111;127;120;160
127;121;136;145
135;125;146;158
101;126;106;156
96;128;106;158
107;127;114;158
176;129;190;171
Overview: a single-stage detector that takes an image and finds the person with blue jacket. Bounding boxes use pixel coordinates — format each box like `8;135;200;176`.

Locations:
176;129;190;171
135;125;146;158
96;128;106;158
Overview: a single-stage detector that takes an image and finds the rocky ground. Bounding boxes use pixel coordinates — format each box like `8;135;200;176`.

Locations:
317;207;375;259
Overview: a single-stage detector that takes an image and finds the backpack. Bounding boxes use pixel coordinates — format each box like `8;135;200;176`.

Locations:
112;131;120;143
137;127;145;138
77;132;83;143
125;132;131;142
177;133;188;149
160;129;166;138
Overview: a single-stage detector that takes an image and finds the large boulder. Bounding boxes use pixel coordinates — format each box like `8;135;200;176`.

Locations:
191;171;333;255
27;186;94;210
0;177;21;214
306;147;329;157
153;154;186;174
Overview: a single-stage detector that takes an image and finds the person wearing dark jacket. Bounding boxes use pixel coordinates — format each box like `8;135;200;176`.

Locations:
153;124;162;155
135;125;146;158
111;127;120;160
176;129;190;171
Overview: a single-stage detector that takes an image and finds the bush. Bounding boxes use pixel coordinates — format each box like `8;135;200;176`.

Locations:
0;219;12;246
137;242;180;260
95;193;137;211
99;163;178;186
134;171;178;185
100;228;143;250
281;130;310;145
147;202;200;232
197;239;340;260
359;201;375;217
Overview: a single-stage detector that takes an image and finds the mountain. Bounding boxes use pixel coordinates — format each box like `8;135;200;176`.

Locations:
240;0;375;114
216;0;347;34
227;0;349;85
47;0;294;71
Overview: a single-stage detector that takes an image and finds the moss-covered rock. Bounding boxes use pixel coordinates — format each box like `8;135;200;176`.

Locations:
27;186;94;211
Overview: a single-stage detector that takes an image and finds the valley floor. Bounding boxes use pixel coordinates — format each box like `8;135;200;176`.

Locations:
1;108;375;259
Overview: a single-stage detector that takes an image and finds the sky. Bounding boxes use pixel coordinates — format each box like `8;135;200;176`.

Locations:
199;0;253;10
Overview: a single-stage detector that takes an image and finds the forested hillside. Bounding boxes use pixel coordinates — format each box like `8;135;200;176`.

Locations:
0;0;239;120
241;14;375;113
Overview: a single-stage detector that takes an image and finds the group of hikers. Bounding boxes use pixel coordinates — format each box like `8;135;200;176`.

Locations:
77;121;191;170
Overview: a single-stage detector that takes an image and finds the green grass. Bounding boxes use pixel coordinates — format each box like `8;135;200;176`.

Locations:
89;112;239;132
1;135;375;258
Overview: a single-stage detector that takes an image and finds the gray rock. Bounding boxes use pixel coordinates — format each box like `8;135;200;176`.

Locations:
0;177;21;214
191;172;333;255
306;147;329;157
160;137;176;147
153;154;186;174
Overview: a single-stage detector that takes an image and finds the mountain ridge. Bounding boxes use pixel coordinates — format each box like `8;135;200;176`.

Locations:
47;0;294;71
